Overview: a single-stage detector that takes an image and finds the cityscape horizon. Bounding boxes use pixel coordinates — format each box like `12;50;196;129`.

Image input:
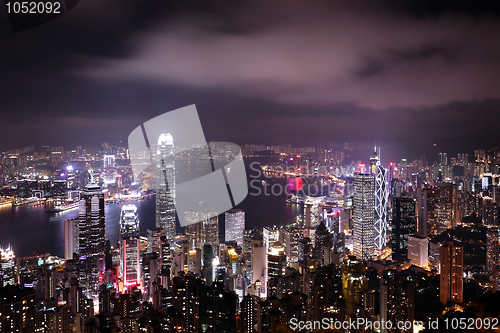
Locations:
1;0;499;332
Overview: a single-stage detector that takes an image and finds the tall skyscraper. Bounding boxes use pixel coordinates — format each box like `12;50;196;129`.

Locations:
263;226;280;252
103;155;116;184
147;228;163;255
64;218;79;260
120;204;140;291
284;227;302;265
185;211;219;253
225;208;245;247
78;174;105;299
353;173;375;261
266;242;286;298
440;241;463;305
370;148;387;252
0;246;15;287
156;133;176;249
391;197;417;261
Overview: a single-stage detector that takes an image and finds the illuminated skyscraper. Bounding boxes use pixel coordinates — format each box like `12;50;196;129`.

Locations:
64;218;79;260
353;173;375;261
0;246;15;287
284;227;302;265
266;242;286;297
103;155;116;184
155;133;176;248
78;173;105;299
120;204;140;291
440;241;463;304
225;208;245;247
370;148;387;252
263;226;280;252
185;211;219;253
391;197;417;261
147;228;163;254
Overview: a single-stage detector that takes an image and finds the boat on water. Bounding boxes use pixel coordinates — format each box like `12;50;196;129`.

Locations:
45;202;79;213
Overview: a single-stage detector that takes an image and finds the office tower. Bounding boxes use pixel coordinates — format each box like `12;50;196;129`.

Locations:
78;175;105;299
380;270;414;333
156;133;176;248
186;221;203;250
120;204;140;291
440;241;463;304
225;208;245;246
64;219;79;260
42;267;57;300
103;154;116;184
243;229;257;254
204;215;219;253
52;179;67;198
147;228;163;254
160;236;172;287
185;211;219;253
304;203;320;240
353;173;375;261
266;242;286;298
341;256;370;318
0;285;36;332
263;226;280;251
486;228;499;273
427;183;458;235
284;227;302;265
391;197;417;261
0;246;15;287
370;148;388;252
483;199;499;226
251;232;266;293
407;236;428;267
142;252;159;301
416;187;428;237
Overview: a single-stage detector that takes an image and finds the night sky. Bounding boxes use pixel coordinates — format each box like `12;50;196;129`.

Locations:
1;1;499;162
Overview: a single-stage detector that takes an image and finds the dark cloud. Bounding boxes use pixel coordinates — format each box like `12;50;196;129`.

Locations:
0;0;499;160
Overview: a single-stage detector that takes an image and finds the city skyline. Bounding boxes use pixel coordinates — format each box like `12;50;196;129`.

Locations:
1;0;499;332
1;1;499;159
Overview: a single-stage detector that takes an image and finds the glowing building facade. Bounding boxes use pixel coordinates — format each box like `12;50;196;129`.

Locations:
353;173;375;261
0;246;15;287
185;210;219;253
440;241;463;304
103;155;116;184
370;148;387;252
155;133;176;248
64;218;79;260
120;204;140;291
225;208;245;247
78;175;105;299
